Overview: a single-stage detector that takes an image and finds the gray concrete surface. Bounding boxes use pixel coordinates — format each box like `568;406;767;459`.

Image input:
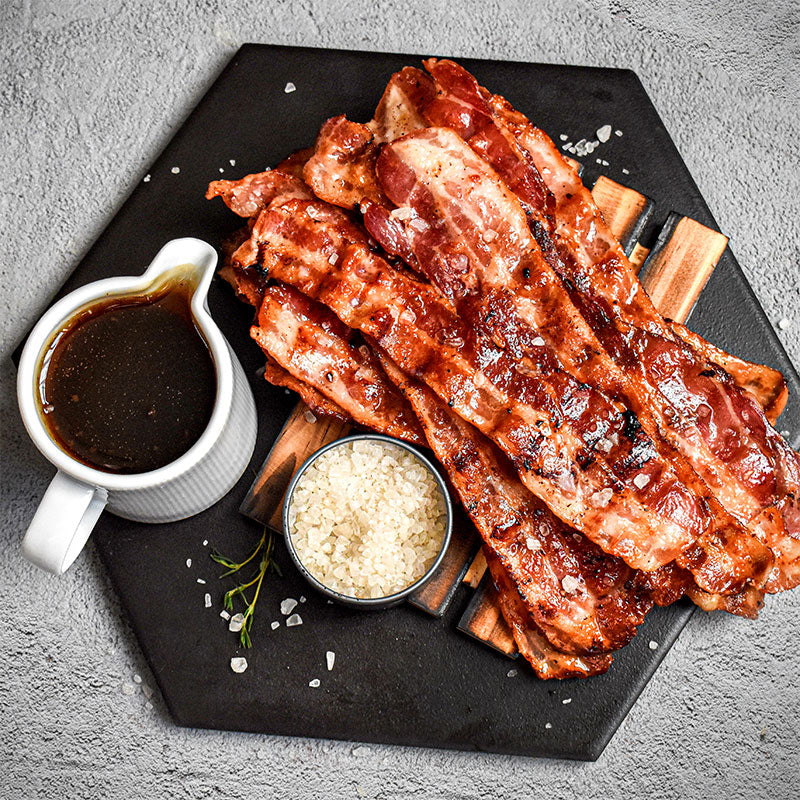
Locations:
1;1;798;798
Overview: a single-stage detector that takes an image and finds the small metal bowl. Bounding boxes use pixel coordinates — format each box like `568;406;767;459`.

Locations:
282;433;453;609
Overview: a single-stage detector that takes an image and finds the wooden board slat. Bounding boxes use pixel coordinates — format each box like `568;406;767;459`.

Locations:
629;242;650;273
408;514;479;617
639;213;728;322
240;401;350;529
462;548;488;589
591;175;654;254
457;576;518;658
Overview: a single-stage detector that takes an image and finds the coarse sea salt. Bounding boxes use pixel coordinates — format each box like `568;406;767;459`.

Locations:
562;697;572;705
220;609;230;621
559;134;568;141
326;651;335;671
286;613;303;627
229;159;236;166
281;598;298;616
304;410;317;424
271;621;280;630
204;593;212;608
196;578;206;584
525;536;541;551
186;558;192;568
143;174;151;183
133;674;142;685
171;166;180;174
288;440;447;600
649;640;659;650
230;657;248;674
778;318;790;330
561;575;581;594
229;613;245;633
633;473;651;490
597;124;612;143
309;678;320;688
284;82;296;93
507;669;518;678
590;488;613;508
545;722;553;730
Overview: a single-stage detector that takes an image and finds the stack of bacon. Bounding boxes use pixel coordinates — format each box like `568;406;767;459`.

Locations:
207;60;800;679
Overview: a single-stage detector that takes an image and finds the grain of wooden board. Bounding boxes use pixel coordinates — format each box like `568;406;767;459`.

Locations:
239;170;730;652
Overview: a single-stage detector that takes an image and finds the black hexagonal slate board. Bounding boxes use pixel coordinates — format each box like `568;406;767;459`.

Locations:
15;45;800;760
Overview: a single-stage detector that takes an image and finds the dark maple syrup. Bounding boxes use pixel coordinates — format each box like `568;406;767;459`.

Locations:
38;275;216;474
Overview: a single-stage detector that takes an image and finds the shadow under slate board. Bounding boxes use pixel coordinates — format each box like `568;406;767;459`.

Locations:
15;45;799;762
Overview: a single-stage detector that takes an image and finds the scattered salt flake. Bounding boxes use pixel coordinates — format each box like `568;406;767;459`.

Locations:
218;167;224;173
597;124;612;143
185;558;192;568
133;674;142;685
507;668;518;678
304;410;317;424
561;575;581;594
622;168;630;175
120;683;136;696
596;158;603;165
280;598;298;615
778;318;790;330
284;82;296;93
326;651;335;671
559;134;568;141
633;473;651;490
352;745;371;756
561;142;573;150
229;613;245;633
143;174;151;183
286;613;303;627
141;684;154;700
230;657;248;674
171;166;180;174
299;596;306;603
203;540;208;546
562;697;572;704
545;722;553;730
649;640;659;650
482;229;498;243
204;593;212;608
601;159;609;166
145;701;153;711
271;621;280;630
525;536;542;551
196;578;206;584
219;609;230;621
328;253;338;265
781;430;791;439
615;129;623;137
229;159;236;166
590;487;613;508
309;678;320;688
531;336;545;346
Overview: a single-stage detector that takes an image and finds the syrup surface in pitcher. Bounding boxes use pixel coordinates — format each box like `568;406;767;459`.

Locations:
38;273;216;474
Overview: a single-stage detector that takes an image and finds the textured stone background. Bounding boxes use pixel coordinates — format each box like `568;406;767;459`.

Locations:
1;1;798;798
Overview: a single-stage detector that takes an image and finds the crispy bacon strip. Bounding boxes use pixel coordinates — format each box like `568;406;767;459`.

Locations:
234;199;737;581
668;320;788;425
261;355;350;422
484;549;613;678
378;350;653;654
251;284;425;446
368;127;771;594
206;170;312;218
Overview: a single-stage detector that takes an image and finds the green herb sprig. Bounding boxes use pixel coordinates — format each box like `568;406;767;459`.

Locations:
211;530;281;648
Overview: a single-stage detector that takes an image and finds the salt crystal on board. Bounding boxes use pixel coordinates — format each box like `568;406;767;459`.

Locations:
615;129;623;137
230;657;248;674
204;593;212;608
284;82;296;93
778;318;790;330
545;722;553;730
286;614;303;627
597;124;612;143
649;640;659;650
326;651;335;671
280;598;298;615
171;166;180;174
197;578;206;584
559;134;568;141
309;678;320;688
561;575;581;594
304;410;317;424
220;610;231;621
271;621;280;630
562;697;572;704
133;674;142;685
229;613;245;633
229;159;236;166
185;558;192;568
299;596;306;603
143;174;151;183
507;669;518;678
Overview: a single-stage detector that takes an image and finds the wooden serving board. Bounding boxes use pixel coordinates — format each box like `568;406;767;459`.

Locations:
241;172;729;652
21;45;798;761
